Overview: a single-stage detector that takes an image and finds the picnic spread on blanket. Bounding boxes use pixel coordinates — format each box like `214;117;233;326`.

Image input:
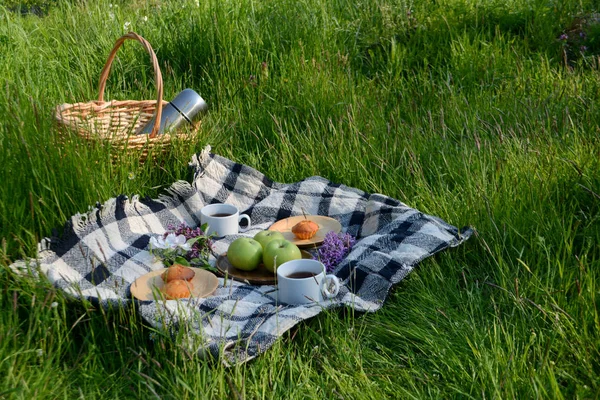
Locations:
10;146;473;364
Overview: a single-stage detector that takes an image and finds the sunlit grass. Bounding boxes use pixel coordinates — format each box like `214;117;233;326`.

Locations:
0;0;599;398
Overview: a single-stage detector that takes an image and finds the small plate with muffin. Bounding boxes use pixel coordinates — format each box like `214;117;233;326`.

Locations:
268;215;342;248
130;264;219;301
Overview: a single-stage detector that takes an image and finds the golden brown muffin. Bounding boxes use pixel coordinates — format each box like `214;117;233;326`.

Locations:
291;220;319;240
161;264;195;283
162;280;194;300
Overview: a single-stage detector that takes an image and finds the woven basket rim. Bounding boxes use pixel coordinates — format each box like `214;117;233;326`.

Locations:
53;32;201;163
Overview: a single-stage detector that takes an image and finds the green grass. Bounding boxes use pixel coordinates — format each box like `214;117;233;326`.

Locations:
1;0;599;398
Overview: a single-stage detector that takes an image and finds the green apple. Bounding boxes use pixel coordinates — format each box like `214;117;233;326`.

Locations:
227;237;263;271
253;230;286;249
263;239;302;272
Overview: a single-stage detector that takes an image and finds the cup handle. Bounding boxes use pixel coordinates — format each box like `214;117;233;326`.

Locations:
238;213;251;232
321;274;340;299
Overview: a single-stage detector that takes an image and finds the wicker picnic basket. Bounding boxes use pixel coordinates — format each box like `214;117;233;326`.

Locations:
55;32;198;161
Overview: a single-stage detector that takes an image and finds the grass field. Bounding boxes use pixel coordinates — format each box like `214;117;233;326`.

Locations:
1;0;599;398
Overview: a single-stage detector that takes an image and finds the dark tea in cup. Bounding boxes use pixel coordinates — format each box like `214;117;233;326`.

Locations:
287;271;317;279
277;259;341;305
200;204;251;236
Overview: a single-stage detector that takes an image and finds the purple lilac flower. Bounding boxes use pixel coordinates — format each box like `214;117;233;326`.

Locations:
318;231;357;272
559;34;568;41
165;223;213;260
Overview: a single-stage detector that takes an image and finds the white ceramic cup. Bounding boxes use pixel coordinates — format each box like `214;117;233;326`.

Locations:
277;259;340;305
200;203;251;237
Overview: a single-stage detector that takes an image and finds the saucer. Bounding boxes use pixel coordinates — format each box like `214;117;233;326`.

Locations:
130;268;219;301
268;215;342;248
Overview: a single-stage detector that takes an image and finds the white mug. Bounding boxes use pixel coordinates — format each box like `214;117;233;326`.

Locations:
200;203;251;237
277;259;340;305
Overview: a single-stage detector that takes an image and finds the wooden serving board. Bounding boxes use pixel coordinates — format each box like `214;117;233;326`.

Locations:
215;250;313;285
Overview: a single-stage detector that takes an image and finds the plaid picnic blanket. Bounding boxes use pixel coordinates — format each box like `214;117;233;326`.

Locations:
10;146;472;364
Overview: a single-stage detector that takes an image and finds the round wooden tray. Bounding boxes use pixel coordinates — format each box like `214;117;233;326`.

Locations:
130;267;219;301
215;250;313;285
268;215;342;248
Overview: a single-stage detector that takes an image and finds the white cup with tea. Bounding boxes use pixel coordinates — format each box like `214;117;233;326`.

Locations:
276;259;340;305
200;203;251;237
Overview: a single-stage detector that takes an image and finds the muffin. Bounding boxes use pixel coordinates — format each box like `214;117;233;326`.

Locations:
162;280;194;300
291;220;319;240
161;264;195;283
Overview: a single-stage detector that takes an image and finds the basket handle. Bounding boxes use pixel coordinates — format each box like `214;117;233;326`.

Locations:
97;32;164;138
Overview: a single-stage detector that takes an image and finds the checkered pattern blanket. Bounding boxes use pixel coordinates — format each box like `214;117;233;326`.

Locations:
10;146;472;364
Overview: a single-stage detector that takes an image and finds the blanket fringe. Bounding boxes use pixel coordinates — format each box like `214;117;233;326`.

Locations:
189;144;212;172
123;194;145;214
67;179;195;236
157;180;195;208
69;197;120;235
